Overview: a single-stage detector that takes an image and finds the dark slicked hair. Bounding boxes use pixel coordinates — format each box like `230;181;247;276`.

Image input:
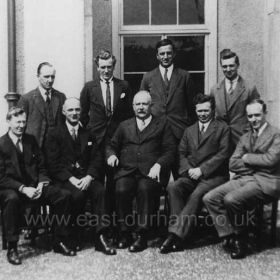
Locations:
220;49;239;65
37;62;53;75
193;93;216;110
6;107;26;120
94;50;117;67
155;39;175;53
247;99;267;113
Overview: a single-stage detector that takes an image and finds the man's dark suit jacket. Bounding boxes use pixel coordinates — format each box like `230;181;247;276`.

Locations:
140;67;196;140
17;87;66;147
210;76;260;145
46;123;102;185
230;123;280;198
0;133;49;190
179;118;232;183
106;116;176;186
80;78;134;146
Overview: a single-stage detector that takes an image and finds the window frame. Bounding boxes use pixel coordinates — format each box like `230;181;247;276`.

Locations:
112;0;217;95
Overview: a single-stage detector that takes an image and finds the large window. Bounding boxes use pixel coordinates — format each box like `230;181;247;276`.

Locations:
112;0;217;95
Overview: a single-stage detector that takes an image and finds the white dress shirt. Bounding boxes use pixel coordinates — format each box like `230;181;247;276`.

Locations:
159;64;174;82
199;119;212;133
39;85;52;101
225;76;239;94
8;130;23;152
66;121;79;137
136;115;152;131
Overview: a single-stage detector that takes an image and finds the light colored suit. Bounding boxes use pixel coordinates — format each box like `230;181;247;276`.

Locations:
210;76;260;145
203;123;280;237
17;87;66;147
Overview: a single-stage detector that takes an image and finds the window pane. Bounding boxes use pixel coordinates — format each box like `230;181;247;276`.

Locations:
151;0;176;25
179;0;205;24
192;73;205;94
123;0;149;25
168;36;204;71
124;74;144;96
124;36;160;72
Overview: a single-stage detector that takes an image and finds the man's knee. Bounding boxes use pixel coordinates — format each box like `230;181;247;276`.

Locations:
3;190;20;206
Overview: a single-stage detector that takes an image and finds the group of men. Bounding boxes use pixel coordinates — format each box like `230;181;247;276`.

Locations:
1;39;280;266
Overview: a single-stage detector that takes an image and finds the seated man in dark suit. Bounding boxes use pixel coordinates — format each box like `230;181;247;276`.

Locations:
203;99;280;259
46;98;116;255
0;107;75;265
160;94;232;254
106;90;176;252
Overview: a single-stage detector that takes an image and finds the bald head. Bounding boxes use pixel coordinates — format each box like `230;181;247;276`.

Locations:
62;98;81;126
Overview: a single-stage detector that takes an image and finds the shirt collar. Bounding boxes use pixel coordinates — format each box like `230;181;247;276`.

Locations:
100;77;114;84
159;64;174;75
199;118;213;131
136;115;152;125
256;122;268;137
65;121;80;133
8;130;22;145
225;75;239;85
39;85;52;96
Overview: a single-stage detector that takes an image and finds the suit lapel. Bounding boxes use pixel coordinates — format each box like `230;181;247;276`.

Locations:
228;77;245;111
112;78;122;111
167;68;182;104
33;88;46;117
152;68;167;103
79;127;89;154
252;124;272;152
216;80;228;116
93;81;106;111
198;119;216;147
22;135;32;173
140;117;160;143
4;134;22;176
189;123;199;150
126;118;139;143
61;124;75;154
51;89;61;120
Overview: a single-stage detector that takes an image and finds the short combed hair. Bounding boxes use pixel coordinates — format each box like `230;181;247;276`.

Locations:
37;62;53;75
94;50;117;67
6;107;26;120
247;99;267;113
220;49;239;65
193;93;216;110
155;39;175;53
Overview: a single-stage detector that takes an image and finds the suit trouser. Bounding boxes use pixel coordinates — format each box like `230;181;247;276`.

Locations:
203;176;273;238
60;179;109;234
168;176;227;239
116;175;161;233
0;186;72;242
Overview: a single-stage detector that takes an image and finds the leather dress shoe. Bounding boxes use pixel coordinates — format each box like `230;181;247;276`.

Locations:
117;234;133;249
128;235;147;253
222;236;235;251
95;234;117;255
159;234;184;254
53;242;76;256
24;229;38;240
7;248;22;265
231;239;246;259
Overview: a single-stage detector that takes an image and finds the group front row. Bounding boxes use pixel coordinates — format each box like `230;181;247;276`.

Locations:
1;92;280;265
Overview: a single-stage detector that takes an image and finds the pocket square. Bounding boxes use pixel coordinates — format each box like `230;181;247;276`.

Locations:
88;142;92;146
120;93;126;99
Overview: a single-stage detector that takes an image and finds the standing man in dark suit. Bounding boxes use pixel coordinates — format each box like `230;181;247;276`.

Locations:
80;50;134;212
210;49;260;147
140;39;196;179
159;94;232;254
0;107;75;265
46;98;116;255
17;62;66;150
106;91;176;252
203;99;280;259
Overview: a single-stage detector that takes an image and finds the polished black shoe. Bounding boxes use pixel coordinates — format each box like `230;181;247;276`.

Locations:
24;229;38;240
128;235;147;253
7;248;22;265
222;236;235;251
95;234;117;255
117;234;133;249
231;239;246;259
53;242;76;256
159;234;184;254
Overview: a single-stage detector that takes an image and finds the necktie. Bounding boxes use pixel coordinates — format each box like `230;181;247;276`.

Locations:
71;127;76;141
252;129;258;145
16;138;22;153
45;90;51;104
139;120;145;131
105;81;111;116
164;68;170;90
201;124;205;135
228;81;233;95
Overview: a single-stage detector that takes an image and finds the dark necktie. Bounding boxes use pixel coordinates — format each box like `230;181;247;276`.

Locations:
45;90;51;104
105;81;111;116
164;68;170;90
201;124;205;135
71;128;76;141
252;128;259;146
228;81;233;95
16;138;22;153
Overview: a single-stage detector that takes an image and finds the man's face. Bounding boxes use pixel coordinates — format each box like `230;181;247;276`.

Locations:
37;65;56;90
220;57;239;81
8;113;27;137
246;103;266;130
156;45;175;68
97;58;114;81
195;102;214;123
133;93;153;120
62;99;81;126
